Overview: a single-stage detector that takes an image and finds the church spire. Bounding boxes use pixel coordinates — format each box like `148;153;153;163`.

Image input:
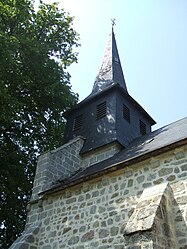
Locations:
91;21;127;95
63;23;156;154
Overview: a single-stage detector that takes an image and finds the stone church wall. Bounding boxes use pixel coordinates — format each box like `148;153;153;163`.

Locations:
11;144;187;249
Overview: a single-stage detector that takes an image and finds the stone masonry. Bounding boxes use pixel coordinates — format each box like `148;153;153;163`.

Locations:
123;183;177;248
31;136;85;201
10;142;187;249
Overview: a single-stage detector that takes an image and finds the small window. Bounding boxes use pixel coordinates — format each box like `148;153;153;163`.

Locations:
123;104;130;123
96;101;106;120
73;114;83;131
139;120;146;135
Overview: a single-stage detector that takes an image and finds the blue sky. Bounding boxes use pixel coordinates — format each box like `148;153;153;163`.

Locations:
37;0;187;130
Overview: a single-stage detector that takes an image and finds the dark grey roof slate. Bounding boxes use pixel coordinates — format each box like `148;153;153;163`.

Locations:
44;116;187;195
91;28;127;95
63;29;155;155
64;83;156;126
69;116;187;181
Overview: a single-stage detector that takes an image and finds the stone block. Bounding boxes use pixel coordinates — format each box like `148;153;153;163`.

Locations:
123;183;177;248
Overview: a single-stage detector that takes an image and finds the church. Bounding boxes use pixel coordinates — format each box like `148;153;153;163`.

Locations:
10;26;187;249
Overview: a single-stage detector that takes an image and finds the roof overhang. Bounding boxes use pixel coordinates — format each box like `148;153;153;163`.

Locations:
64;83;156;125
39;137;187;197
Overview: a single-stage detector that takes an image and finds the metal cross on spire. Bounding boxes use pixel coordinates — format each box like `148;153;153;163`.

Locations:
111;18;116;28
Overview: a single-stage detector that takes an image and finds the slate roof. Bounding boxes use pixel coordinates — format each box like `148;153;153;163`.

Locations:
63;28;155;154
42;116;187;195
91;27;127;95
63;28;127;116
64;83;155;125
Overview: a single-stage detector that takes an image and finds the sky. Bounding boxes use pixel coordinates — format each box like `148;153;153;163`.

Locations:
36;0;187;130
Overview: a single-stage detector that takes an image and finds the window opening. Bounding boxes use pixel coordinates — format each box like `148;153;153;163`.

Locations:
96;101;107;120
123;104;130;123
73;114;83;131
139;120;146;135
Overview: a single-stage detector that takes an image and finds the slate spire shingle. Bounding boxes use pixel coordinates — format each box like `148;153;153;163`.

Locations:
92;27;127;95
63;27;156;154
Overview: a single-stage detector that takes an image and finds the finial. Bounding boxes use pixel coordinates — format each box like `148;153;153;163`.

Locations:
111;18;116;29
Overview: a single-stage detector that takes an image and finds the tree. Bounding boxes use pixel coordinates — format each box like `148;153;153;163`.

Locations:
0;0;79;247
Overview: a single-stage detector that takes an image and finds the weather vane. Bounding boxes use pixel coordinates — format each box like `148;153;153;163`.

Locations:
111;18;116;28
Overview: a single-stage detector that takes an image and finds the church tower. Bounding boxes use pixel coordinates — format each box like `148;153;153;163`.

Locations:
63;26;156;154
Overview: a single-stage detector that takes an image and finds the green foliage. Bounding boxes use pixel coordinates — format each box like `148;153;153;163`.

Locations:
0;0;79;247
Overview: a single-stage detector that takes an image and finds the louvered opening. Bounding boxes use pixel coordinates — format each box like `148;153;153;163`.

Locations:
73;114;83;131
123;104;130;123
96;101;107;120
139;120;146;135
